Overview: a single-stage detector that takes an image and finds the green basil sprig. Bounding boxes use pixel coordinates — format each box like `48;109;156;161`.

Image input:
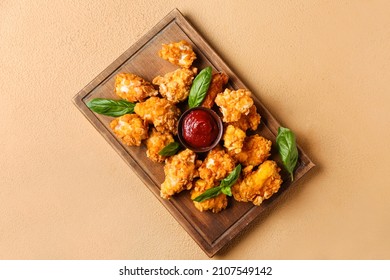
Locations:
276;127;298;181
158;142;181;156
193;164;242;202
87;98;135;117
188;66;212;108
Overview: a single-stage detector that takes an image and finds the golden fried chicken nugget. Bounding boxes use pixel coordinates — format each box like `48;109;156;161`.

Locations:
223;125;246;154
191;179;228;213
198;146;236;183
232;135;272;166
152;67;197;103
215;89;254;122
114;73;158;102
201;72;229;109
134;97;180;135
232;160;282;206
145;129;174;163
230;105;261;132
160;149;198;199
110;114;148;146
158;40;197;68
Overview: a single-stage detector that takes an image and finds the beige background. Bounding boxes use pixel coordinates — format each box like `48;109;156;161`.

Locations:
1;0;389;259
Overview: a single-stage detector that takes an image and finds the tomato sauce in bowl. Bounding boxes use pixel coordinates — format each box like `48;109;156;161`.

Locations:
178;107;223;153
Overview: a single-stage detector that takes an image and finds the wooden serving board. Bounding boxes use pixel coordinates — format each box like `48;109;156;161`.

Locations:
73;8;315;257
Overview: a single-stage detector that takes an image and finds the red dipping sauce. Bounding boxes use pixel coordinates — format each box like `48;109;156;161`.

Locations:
181;109;219;148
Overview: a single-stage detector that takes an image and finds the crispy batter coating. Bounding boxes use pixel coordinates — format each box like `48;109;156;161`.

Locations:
232;135;272;166
160;149;198;199
110;114;148;146
134;97;180;135
198;146;236;183
232;160;282;206
223;125;246;154
114;73;158;102
145;129;174;163
158;40;197;68
191;179;228;213
230;105;261;132
215;89;254;122
201;72;229;108
152;68;197;103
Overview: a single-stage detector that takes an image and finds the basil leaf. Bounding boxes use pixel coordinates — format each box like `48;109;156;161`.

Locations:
158;142;180;156
220;164;241;189
221;185;232;196
87;98;135;117
276;127;298;181
188;66;212;108
192;186;223;203
193;164;241;202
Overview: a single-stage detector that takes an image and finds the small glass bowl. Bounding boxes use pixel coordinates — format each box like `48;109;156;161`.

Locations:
177;107;223;153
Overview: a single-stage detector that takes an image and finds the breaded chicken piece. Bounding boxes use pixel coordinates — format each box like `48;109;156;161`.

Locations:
198;146;236;183
114;73;158;102
232;160;282;206
145;129;174;163
232;135;272;166
134;97;180;135
152;67;197;103
230;105;261;132
158;40;197;68
215;89;254;122
110;114;148;146
160;149;198;199
191;179;228;213
201;72;229;108
223;125;246;154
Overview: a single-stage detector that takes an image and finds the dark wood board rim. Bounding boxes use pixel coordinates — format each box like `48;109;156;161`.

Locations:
72;8;315;257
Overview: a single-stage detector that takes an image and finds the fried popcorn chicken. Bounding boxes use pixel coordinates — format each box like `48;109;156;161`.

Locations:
232;160;282;206
145;129;174;163
152;67;197;103
215;89;254;122
160;149;198;199
198;146;236;183
114;73;158;102
134;97;180;135
110;114;148;146
223;125;246;154
201;72;229;109
230;105;261;132
191;179;228;213
158;40;197;68
232;135;272;166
